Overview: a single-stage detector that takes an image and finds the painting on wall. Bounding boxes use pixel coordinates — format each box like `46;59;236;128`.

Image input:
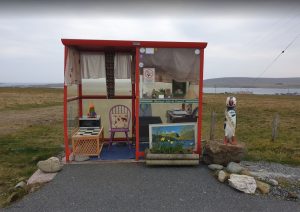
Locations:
149;123;197;151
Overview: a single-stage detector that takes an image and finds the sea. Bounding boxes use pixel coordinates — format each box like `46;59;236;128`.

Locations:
1;83;300;95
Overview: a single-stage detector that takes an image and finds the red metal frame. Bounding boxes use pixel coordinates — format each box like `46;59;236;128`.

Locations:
135;47;140;160
63;47;70;162
62;39;207;161
197;49;205;154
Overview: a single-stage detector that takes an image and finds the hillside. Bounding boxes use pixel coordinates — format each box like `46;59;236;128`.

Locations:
204;77;300;88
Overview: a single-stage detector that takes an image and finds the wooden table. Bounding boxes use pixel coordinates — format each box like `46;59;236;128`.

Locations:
72;127;104;158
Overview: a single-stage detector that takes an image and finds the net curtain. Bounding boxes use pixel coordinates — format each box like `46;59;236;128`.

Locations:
140;48;200;83
64;47;132;85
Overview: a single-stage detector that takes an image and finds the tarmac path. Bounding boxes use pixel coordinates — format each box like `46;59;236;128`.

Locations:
5;163;300;212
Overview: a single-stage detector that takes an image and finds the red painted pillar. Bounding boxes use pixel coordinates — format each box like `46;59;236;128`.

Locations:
135;47;140;160
64;47;70;162
197;48;205;155
131;83;135;143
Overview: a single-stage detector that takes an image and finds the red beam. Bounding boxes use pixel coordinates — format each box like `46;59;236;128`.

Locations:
135;47;140;161
64;47;70;162
61;39;208;49
197;48;205;155
67;96;79;102
81;95;132;99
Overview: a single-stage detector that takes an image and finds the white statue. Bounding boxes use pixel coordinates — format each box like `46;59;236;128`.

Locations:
224;96;237;145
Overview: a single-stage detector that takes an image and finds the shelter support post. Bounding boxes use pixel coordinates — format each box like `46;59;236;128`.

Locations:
197;48;205;155
135;47;140;160
132;83;135;145
64;47;70;162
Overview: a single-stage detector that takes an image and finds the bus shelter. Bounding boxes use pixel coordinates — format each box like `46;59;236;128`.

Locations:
62;39;207;162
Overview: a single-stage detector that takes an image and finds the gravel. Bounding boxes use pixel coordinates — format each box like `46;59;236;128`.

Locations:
240;161;300;201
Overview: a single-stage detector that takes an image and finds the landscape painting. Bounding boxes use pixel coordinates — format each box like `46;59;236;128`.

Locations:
149;123;197;151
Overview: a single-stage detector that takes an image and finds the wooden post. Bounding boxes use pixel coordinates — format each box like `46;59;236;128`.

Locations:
209;111;217;140
271;113;280;141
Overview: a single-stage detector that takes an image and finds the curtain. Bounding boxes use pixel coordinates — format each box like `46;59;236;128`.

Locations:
114;53;132;79
140;48;200;83
80;52;106;79
65;47;81;85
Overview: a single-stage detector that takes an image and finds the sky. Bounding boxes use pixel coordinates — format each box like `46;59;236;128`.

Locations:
0;0;299;83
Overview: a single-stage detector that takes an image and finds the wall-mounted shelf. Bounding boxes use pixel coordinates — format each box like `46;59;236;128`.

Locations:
140;99;198;104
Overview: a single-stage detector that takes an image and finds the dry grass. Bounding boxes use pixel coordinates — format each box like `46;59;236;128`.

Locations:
202;94;300;165
0;87;62;111
0;88;299;206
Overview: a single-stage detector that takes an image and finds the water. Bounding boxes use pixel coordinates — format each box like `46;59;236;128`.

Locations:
1;82;299;95
204;87;300;95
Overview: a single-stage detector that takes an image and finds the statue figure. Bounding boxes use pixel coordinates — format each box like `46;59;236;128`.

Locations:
224;96;237;145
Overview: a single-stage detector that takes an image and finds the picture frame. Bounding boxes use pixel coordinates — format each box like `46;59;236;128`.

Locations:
149;122;197;150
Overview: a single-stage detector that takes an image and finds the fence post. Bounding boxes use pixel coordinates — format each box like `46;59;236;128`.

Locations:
271;113;280;141
209;111;217;140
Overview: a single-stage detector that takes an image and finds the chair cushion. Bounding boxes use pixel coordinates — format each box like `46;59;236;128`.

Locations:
111;113;129;129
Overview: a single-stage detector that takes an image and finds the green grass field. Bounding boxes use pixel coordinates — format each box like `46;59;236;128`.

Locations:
0;88;299;206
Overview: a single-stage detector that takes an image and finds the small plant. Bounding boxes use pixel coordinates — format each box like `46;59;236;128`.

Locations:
150;136;193;154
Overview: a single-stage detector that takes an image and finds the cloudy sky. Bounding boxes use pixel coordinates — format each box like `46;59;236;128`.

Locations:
0;0;299;83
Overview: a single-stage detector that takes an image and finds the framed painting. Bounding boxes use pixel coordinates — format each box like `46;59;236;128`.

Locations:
149;122;197;151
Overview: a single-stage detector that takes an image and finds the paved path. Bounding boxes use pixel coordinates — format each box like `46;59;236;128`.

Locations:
6;163;300;212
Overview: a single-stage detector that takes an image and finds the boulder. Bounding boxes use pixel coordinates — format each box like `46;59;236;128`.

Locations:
15;181;26;189
218;170;230;183
27;169;57;185
268;179;278;186
228;174;257;194
226;162;245;174
74;155;90;162
256;180;271;194
37;157;63;173
203;140;246;166
208;164;224;171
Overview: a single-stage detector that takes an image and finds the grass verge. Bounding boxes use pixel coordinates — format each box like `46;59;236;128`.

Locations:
0;122;63;207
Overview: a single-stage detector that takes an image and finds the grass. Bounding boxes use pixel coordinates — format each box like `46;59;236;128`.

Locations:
0;87;63;111
201;94;300;165
0;88;299;206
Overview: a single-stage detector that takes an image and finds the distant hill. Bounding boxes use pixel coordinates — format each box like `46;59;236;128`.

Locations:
204;77;300;88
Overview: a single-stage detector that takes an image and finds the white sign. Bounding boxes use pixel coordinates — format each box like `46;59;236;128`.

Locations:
143;68;155;83
145;48;155;54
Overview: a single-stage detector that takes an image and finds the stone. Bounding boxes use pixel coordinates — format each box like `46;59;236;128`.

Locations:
226;162;245;174
74;155;90;162
37;157;63;173
27;169;57;185
203;140;246;166
218;170;230;183
15;181;26;189
6;192;19;203
256;180;271;194
208;164;224;171
287;192;298;199
228;174;257;194
268;179;278;186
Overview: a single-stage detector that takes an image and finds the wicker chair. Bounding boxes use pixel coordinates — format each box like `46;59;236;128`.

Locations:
108;105;131;150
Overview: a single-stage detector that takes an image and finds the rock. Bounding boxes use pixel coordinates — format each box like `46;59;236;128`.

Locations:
27;169;57;185
226;162;245;174
208;164;224;171
218;170;230;183
74;155;90;162
256;180;270;194
268;179;278;186
15;181;26;189
37;157;63;173
287;192;298;199
203;140;246;166
228;174;257;194
6;192;19;203
240;169;252;176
